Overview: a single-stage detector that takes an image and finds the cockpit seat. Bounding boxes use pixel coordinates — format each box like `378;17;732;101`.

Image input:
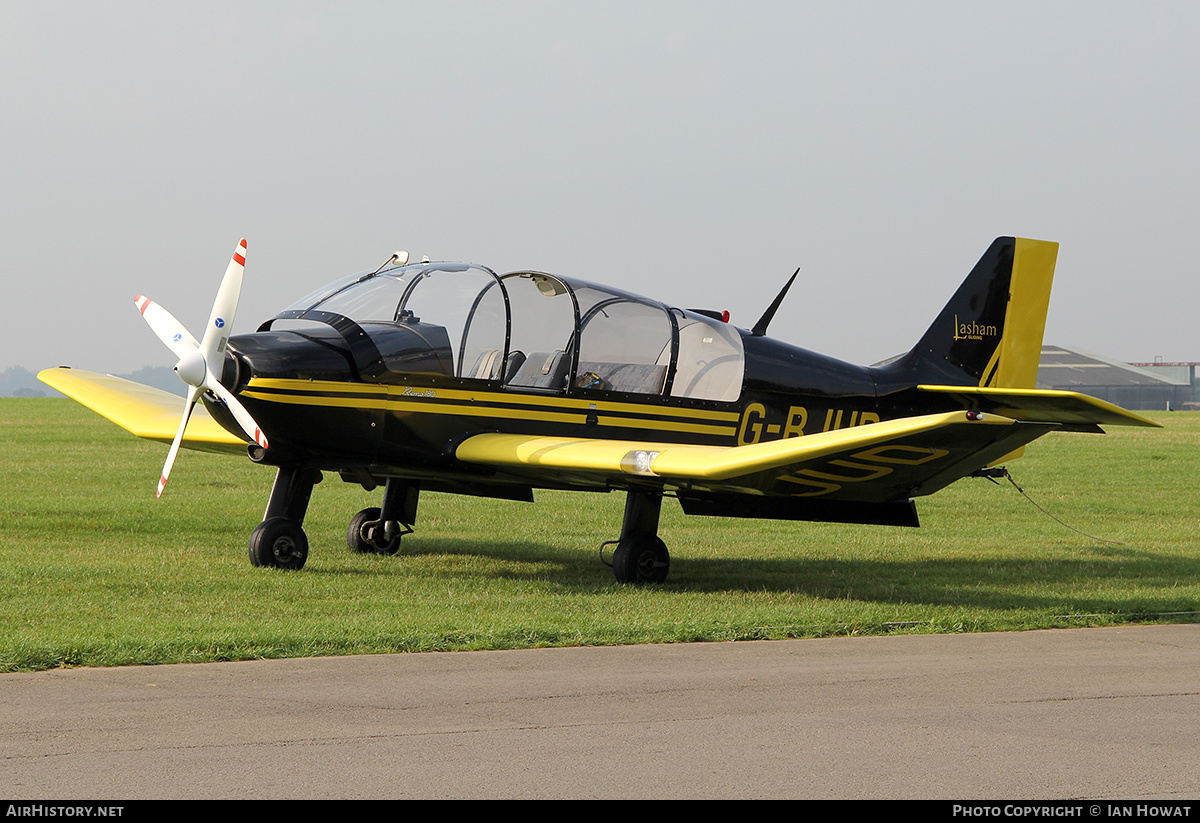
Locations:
464;349;530;382
503;350;527;381
508;351;569;389
468;349;503;380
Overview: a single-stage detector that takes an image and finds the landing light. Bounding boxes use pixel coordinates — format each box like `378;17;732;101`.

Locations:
621;449;661;476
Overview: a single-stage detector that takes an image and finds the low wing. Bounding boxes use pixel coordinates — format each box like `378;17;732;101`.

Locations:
456;410;1056;502
37;367;246;454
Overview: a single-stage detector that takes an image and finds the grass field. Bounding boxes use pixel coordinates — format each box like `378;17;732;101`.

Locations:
1;398;1197;672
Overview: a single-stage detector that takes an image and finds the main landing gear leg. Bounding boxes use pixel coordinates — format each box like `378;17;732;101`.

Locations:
348;479;418;555
607;490;670;585
248;466;322;570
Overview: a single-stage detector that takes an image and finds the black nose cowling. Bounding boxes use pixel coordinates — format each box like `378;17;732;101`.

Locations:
225;329;358;384
210;330;360;461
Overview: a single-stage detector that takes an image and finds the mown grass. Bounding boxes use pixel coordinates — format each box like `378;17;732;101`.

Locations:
1;398;1197;671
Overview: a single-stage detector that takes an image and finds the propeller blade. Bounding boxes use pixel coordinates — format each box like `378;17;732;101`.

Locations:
134;295;200;362
144;238;264;498
207;371;269;449
157;385;201;498
199;239;246;366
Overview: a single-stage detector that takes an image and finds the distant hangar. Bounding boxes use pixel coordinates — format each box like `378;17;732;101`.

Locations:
1037;345;1197;410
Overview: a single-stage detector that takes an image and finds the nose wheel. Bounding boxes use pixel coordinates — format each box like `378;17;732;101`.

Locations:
247;465;321;570
248;517;309;570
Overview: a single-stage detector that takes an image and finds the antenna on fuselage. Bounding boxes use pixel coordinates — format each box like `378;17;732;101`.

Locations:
750;267;800;337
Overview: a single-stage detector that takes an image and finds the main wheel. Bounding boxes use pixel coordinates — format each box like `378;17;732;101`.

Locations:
612;534;670;585
347;507;401;555
248;517;309;570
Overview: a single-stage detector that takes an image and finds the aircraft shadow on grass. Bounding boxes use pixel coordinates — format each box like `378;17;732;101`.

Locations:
321;534;1195;618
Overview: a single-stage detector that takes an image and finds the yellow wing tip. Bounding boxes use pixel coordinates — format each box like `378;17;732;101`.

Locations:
38;366;247;452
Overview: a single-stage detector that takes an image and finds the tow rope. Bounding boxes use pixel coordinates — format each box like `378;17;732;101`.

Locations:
975;467;1125;545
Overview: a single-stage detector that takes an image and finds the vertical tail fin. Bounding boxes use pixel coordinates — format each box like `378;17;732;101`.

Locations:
882;237;1058;389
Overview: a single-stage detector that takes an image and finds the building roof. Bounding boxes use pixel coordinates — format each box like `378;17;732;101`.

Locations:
1036;345;1190;389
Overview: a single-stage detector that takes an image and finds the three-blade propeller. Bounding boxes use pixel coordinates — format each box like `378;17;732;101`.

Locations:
135;239;268;497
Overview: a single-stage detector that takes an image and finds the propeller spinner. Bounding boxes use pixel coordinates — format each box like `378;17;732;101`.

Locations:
135;239;268;497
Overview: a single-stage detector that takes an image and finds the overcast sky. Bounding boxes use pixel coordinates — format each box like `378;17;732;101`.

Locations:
5;1;1198;377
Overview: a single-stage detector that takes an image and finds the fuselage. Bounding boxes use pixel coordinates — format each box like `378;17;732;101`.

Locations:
208;260;939;496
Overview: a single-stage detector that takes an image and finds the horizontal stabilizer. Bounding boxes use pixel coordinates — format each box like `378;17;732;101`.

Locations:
917;385;1161;429
37;367;246;454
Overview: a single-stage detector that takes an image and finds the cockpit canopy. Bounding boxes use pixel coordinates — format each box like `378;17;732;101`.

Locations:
270;262;745;403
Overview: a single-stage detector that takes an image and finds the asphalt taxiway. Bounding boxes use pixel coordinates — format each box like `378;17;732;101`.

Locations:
3;624;1198;799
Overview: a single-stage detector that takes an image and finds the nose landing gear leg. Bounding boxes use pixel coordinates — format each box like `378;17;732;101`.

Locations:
248;466;323;570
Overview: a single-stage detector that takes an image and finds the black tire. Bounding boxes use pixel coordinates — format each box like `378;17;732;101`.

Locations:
612;534;670;585
347;507;401;555
347;507;381;553
248;517;309;570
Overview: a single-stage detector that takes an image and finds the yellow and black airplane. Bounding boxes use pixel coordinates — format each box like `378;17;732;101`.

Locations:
40;237;1157;583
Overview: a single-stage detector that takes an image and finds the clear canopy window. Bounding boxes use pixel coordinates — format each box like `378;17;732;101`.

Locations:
276;262;744;402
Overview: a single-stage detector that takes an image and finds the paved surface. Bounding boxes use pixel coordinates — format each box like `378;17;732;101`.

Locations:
2;624;1198;799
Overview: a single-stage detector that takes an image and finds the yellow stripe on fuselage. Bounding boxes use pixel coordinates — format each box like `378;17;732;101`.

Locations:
240;377;741;438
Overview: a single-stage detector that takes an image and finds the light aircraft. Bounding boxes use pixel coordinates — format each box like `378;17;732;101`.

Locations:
41;236;1157;583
